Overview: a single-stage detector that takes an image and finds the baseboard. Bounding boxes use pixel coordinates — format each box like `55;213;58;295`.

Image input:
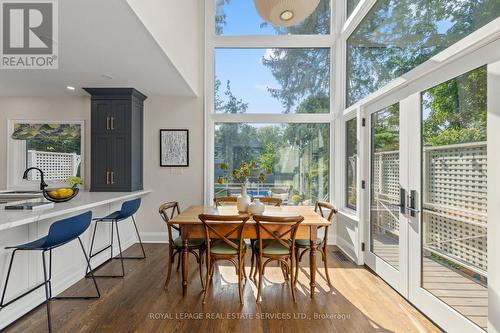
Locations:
0;236;135;330
336;236;359;264
140;232;168;243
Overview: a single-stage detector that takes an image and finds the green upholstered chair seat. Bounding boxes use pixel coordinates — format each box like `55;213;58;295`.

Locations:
210;240;245;255
173;237;204;247
295;239;323;246
257;240;292;255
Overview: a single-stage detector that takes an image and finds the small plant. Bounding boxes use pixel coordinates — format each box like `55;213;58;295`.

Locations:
66;176;83;187
291;194;302;203
217;160;272;185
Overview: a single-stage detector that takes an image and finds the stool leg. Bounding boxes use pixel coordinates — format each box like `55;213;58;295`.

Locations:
78;237;100;298
41;251;53;333
0;249;17;307
132;216;146;259
114;220;126;277
87;221;99;275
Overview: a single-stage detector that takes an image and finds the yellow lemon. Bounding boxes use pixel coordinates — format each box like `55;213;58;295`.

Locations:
48;190;60;199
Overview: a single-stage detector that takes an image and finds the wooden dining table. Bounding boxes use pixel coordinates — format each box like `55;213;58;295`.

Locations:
169;205;331;298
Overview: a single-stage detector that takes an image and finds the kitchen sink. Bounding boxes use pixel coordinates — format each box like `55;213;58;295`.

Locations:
0;191;44;203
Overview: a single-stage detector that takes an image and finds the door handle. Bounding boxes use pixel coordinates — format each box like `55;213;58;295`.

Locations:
110;171;114;184
407;190;420;217
398;187;406;214
106;117;110;130
110;117;115;130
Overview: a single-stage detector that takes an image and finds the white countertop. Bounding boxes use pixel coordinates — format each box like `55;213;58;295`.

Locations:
0;190;151;231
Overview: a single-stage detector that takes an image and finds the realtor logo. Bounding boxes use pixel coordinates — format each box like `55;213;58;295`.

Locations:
0;0;58;69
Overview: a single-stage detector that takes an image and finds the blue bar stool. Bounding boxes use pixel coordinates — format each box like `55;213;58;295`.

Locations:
87;198;146;278
0;211;100;333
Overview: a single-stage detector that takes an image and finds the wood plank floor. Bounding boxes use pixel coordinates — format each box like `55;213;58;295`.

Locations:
3;244;440;333
372;234;487;330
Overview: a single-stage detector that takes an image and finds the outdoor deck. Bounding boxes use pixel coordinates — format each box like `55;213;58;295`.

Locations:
373;235;487;330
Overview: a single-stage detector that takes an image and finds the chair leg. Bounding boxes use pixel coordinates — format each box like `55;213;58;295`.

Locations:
294;248;300;289
322;245;332;287
249;240;255;278
203;257;214;304
0;249;17;307
164;245;175;290
256;253;263;304
131;216;146;259
41;251;53;333
176;251;181;271
238;256;244;305
114;220;126;277
86;221;99;275
198;248;205;290
290;255;296;303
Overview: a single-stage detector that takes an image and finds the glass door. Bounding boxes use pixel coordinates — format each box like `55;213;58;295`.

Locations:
364;102;409;296
407;66;489;332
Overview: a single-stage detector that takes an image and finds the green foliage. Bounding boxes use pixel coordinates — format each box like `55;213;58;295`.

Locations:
66;176;83;187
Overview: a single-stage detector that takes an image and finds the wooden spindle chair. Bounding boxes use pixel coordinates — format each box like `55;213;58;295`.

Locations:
213;197;238;207
159;202;205;291
253;214;304;303
198;214;250;304
293;201;337;288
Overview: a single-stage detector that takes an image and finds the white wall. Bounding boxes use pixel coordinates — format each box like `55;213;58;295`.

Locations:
136;96;204;241
127;0;202;95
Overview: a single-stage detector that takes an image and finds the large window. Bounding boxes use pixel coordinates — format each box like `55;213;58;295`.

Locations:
215;0;331;35
214;123;329;205
345;118;357;210
347;0;500;107
347;0;360;18
209;0;333;205
215;48;330;114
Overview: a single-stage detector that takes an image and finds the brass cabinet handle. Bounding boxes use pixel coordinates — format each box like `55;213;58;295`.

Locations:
106;171;110;185
110;117;115;130
106;117;110;130
111;171;114;184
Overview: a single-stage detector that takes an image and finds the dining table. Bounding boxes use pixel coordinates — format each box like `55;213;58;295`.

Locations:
169;204;331;298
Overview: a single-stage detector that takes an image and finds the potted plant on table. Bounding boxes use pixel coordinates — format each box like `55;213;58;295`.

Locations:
217;161;272;213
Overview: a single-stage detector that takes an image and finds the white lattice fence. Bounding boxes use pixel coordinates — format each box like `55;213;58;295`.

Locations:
423;142;487;275
27;150;81;181
372;150;400;235
372;142;487;275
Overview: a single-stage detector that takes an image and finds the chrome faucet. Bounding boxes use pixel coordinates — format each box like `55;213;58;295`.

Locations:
23;167;48;191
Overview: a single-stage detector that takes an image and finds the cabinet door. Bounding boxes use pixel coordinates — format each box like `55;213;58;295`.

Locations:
110;101;131;134
110;134;131;190
91;135;113;190
91;100;113;133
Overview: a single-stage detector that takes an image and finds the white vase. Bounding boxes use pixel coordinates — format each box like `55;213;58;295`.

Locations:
249;199;265;215
237;183;251;213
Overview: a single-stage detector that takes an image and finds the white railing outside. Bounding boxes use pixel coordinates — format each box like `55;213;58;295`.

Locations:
372;142;487;276
27;150;81;181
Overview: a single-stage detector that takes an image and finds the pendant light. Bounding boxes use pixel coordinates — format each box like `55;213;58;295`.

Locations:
254;0;320;27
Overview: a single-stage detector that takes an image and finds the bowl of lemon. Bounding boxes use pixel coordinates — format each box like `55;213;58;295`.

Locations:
43;187;79;203
42;177;82;203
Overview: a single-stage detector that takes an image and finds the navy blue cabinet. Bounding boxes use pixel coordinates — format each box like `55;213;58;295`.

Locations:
85;88;146;192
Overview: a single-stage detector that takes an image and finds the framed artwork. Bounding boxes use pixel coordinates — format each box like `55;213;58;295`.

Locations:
160;129;189;167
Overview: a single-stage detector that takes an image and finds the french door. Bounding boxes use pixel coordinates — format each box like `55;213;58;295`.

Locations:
363;62;496;332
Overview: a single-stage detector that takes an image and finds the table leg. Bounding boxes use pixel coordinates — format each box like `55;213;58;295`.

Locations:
181;231;189;297
309;226;317;299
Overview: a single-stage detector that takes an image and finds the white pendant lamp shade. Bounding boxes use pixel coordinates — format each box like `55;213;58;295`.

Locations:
254;0;320;27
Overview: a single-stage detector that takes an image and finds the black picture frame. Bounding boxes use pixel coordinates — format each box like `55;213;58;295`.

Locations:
160;129;189;167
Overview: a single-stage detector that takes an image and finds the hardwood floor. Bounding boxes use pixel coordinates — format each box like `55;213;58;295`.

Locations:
3;244;440;333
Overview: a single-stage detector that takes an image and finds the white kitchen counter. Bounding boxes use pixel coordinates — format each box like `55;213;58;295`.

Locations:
0;189;151;329
0;190;151;231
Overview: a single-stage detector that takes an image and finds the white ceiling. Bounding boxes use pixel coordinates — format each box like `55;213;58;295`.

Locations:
0;0;196;97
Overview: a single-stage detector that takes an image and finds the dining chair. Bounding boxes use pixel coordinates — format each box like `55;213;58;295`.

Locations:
198;213;250;304
253;197;282;206
293;201;337;288
253;214;304;303
213;197;238;207
159;202;205;291
249;197;283;279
